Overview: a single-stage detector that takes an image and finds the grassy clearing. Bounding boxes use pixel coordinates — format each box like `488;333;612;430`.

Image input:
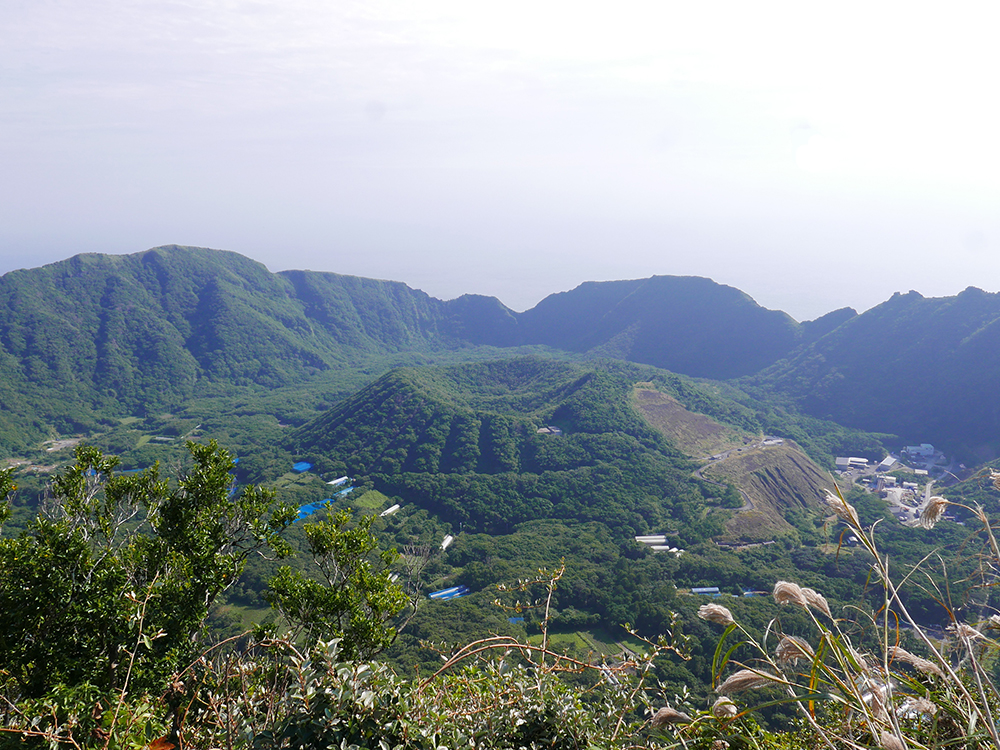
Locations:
349;489;392;511
526;628;643;660
631;385;747;458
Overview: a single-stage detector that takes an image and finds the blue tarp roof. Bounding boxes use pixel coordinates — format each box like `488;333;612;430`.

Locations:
296;500;331;520
428;585;470;601
292;462;313;472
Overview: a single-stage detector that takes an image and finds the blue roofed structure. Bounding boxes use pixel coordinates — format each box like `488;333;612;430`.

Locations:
292;462;312;472
428;585;470;601
296;500;331;520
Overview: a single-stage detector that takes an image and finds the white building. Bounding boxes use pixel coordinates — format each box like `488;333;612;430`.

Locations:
836;457;868;470
877;456;898;472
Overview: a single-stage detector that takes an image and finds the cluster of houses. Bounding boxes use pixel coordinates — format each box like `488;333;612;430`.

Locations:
835;443;943;477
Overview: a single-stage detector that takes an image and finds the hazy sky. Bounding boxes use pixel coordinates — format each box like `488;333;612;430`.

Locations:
3;1;999;321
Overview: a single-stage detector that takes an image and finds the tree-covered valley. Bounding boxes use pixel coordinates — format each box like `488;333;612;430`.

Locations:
4;245;1000;748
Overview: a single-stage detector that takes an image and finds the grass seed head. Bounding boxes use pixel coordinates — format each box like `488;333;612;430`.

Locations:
650;706;691;726
775;635;815;665
801;587;832;618
879;731;905;750
824;489;860;527
773;581;808;608
888;646;944;678
698;603;735;627
901;697;938;717
953;622;983;641
917;496;949;529
716;669;777;694
712;696;738;718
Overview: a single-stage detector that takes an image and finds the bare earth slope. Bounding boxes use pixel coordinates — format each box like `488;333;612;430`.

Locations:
702;443;832;542
632;383;830;542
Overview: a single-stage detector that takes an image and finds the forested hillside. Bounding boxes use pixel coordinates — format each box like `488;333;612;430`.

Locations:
0;246;487;450
289;358;731;539
751;286;1000;460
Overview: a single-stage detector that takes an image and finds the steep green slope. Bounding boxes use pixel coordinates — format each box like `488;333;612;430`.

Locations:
0;246;499;451
750;287;1000;460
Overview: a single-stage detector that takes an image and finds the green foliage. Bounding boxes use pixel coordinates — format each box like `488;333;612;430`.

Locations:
266;510;408;660
247;638;627;750
0;441;295;699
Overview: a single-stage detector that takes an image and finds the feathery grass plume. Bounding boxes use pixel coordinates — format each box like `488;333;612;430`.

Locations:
650;706;691;726
863;680;891;722
954;622;983;641
712;696;738;718
824;489;860;526
801;587;832;618
716;669;777;695
916;496;949;529
775;635;815;665
698;603;735;627
888;645;944;678
773;580;808;608
989;614;1000;629
900;697;938;717
991;469;1000;491
879;730;905;750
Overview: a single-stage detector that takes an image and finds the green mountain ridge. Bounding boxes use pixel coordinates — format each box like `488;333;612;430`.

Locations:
2;243;998;461
0;244;847;453
750;286;1000;459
